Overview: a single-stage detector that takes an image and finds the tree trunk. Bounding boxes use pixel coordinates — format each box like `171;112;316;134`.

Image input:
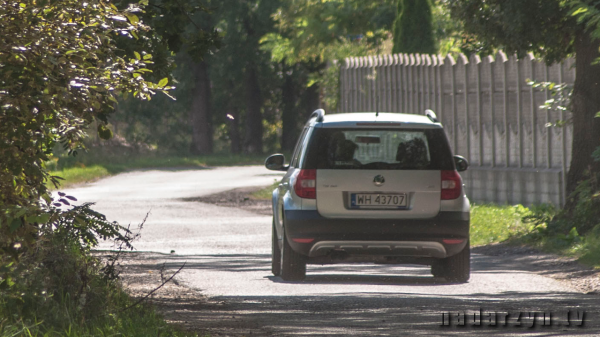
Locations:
281;66;298;152
244;64;263;154
189;60;213;155
227;107;241;154
224;80;242;154
567;30;600;198
301;83;320;119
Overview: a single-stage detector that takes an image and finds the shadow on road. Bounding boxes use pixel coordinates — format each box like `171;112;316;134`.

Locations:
267;274;451;286
151;292;599;336
120;252;582;285
113;252;600;336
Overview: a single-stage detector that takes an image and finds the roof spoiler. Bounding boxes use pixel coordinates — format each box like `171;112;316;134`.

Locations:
310;109;325;122
425;109;439;123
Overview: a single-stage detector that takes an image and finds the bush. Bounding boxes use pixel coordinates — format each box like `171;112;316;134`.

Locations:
518;171;600;268
0;202;133;326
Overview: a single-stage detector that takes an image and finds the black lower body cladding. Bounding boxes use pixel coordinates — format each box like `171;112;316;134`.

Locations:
283;210;469;258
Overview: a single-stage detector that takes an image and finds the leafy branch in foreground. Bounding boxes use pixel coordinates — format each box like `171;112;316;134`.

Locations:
0;0;180;325
527;80;574;127
0;0;171;254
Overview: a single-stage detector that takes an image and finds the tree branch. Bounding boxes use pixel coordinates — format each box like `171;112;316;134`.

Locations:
119;261;186;312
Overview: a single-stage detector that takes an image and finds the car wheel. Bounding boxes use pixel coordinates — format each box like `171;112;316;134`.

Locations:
271;219;281;276
280;226;306;281
439;242;470;283
430;261;445;278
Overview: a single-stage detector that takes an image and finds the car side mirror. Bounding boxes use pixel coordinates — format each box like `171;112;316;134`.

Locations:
265;154;288;171
454;155;469;172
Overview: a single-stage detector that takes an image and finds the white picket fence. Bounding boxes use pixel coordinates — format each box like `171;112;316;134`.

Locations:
339;52;575;206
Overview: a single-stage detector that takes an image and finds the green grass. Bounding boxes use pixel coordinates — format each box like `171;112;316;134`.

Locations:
470;203;600;269
250;180;280;200
0;292;200;337
470;204;531;246
48;151;269;188
576;228;600;268
49;165;110;187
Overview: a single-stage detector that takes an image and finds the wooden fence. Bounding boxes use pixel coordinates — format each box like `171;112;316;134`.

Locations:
339;52;575;206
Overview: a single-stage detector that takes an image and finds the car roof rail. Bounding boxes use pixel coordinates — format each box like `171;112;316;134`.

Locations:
425;109;439;123
310;109;325;122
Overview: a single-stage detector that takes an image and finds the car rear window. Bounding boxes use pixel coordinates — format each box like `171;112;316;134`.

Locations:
303;128;455;170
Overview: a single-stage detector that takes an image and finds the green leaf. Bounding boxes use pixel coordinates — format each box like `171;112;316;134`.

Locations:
572;7;588;17
143;53;153;60
158;77;169;87
98;124;113;140
9;219;22;233
134;51;141;60
14;209;27;218
125;13;140;25
28;214;50;224
595;112;600;118
0;277;15;290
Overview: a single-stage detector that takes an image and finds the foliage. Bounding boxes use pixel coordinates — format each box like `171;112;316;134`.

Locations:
392;0;403;54
567;0;600;41
448;0;600;230
261;0;395;112
392;0;438;54
470;202;599;269
107;0;221;153
0;0;173;241
1;201;133;320
0;247;195;336
213;0;283;154
110;53;198;152
519;172;600;267
0;0;215;331
575;225;600;267
447;0;576;61
527;80;574;127
432;0;464;55
262;0;395;65
562;171;600;235
520;206;600;268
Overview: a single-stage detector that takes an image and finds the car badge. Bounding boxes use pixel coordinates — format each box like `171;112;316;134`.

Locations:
373;175;385;187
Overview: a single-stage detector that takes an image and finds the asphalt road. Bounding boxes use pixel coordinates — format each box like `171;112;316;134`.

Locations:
63;166;600;336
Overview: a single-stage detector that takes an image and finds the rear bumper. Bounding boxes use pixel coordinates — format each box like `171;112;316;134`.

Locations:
284;210;469;259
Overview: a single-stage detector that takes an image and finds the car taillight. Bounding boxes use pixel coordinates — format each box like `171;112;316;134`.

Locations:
441;170;462;200
294;169;316;199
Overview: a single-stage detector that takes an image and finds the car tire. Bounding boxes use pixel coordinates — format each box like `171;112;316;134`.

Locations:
430;261;445;278
438;242;470;283
272;219;281;276
280;226;306;281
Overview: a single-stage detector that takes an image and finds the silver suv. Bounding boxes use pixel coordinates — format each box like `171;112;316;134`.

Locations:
265;110;470;282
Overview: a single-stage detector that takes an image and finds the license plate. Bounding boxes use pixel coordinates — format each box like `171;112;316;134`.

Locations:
350;193;407;209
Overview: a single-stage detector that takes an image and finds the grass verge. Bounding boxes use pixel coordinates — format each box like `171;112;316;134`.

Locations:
250;180;280;200
1;291;198;337
48;151;269;188
470;203;600;269
470;204;531;246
